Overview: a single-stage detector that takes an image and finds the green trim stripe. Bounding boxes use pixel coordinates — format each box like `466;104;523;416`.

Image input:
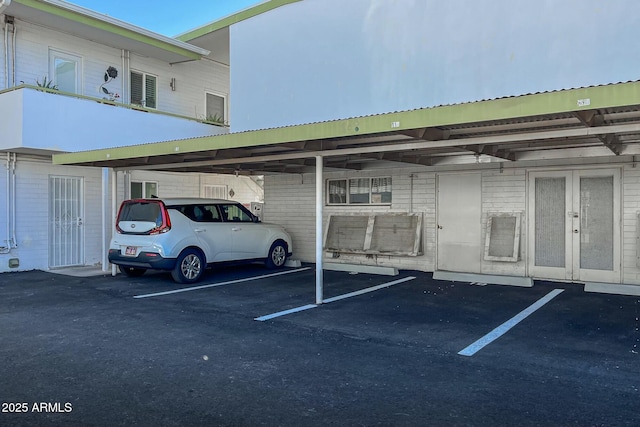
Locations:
16;0;202;60
53;81;640;165
177;0;302;41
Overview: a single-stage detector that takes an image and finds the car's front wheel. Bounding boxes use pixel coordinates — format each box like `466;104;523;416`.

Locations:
171;248;205;284
266;240;287;269
119;265;146;277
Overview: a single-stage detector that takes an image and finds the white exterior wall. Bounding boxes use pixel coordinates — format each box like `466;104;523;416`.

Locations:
263;167;437;271
264;163;640;291
6;19;228;120
121;170;262;203
480;169;527;276
230;0;640;132
0;155;104;272
622;165;640;285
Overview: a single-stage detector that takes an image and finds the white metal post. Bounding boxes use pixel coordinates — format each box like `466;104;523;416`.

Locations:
101;168;109;272
111;169;117;276
315;155;324;305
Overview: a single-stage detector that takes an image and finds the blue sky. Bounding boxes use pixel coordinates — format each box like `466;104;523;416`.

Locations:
68;0;263;36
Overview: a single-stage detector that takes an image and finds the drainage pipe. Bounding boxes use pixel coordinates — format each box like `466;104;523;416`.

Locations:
1;152;10;253
3;16;8;88
10;152;16;247
11;15;15;87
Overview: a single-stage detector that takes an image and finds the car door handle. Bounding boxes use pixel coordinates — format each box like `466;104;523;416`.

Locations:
194;228;206;233
232;227;242;232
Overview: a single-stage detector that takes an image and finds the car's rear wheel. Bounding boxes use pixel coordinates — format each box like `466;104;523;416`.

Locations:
266;240;287;269
171;248;205;283
119;265;146;277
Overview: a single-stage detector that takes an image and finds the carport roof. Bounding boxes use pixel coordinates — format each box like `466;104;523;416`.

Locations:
53;81;640;174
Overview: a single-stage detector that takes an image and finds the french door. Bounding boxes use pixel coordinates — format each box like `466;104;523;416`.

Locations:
528;169;620;283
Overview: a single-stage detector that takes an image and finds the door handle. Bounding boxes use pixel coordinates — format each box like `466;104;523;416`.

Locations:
232;227;242;232
437;225;443;230
194;228;206;233
573;229;579;233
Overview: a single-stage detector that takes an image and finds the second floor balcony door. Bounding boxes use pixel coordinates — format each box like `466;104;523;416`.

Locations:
49;49;82;94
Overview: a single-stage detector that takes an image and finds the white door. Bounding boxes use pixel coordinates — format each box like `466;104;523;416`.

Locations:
528;169;620;283
49;176;84;268
437;173;482;272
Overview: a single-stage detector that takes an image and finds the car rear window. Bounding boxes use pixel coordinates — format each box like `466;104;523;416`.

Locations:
119;201;162;225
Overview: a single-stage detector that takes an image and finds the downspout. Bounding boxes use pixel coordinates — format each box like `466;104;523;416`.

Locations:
1;152;10;253
10;152;16;248
10;14;15;87
3;16;8;88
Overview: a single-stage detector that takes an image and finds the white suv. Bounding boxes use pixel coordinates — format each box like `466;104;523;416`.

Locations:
108;198;293;283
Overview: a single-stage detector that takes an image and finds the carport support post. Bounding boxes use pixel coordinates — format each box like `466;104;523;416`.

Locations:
111;169;117;277
315;155;324;305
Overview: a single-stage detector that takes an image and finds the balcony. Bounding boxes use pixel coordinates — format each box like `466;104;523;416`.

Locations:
0;86;228;153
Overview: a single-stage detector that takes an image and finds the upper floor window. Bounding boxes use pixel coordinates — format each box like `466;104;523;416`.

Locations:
327;177;392;205
49;49;82;94
206;92;226;125
131;71;157;109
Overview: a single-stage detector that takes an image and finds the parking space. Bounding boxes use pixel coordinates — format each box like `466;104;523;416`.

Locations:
1;266;639;426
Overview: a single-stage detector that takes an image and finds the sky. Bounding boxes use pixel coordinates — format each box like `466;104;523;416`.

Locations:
67;0;264;36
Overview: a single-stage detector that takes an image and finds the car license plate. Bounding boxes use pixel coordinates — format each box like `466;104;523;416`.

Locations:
124;246;137;256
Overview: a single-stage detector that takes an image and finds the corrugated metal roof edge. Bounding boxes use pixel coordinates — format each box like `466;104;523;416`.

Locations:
53;80;640;165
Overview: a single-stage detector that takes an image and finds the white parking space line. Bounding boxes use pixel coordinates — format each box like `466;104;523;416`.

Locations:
458;288;564;357
322;276;417;303
255;304;318;321
255;276;416;321
133;267;311;299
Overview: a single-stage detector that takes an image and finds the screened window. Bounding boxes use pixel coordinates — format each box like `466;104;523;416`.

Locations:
206;93;226;124
49;50;82;94
131;71;157;108
327;177;392;205
203;184;227;199
131;181;157;199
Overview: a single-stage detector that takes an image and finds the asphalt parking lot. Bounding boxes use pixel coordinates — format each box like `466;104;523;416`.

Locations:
1;265;639;427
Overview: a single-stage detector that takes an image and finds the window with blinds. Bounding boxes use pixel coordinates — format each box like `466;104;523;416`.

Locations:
327;177;392;205
130;71;157;109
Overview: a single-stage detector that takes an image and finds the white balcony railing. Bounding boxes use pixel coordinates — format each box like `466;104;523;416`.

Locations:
0;85;228;153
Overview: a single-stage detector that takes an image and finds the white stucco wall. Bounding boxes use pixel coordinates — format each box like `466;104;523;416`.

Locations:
230;0;640;132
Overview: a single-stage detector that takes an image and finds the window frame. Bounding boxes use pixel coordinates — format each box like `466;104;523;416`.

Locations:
326;177;392;206
483;212;521;262
130;180;158;199
205;91;227;125
130;70;158;109
48;48;83;94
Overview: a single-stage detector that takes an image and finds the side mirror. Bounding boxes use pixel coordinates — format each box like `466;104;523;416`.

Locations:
253;215;260;223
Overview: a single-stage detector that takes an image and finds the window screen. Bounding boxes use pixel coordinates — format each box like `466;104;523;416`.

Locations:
328;180;347;204
325;215;369;251
484;213;521;262
534;177;566;268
